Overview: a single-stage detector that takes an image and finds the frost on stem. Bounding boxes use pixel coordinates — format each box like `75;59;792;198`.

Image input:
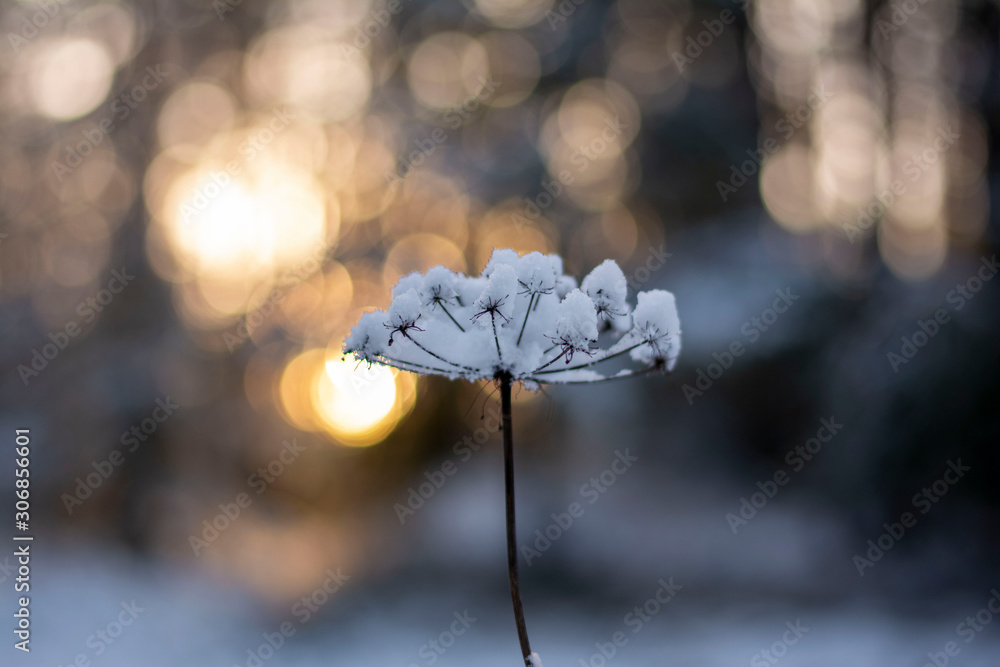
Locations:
343;249;682;384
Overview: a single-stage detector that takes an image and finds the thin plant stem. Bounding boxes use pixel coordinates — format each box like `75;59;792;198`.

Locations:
500;373;532;663
533;340;646;375
526;349;567;374
516;293;535;346
438;303;465;332
402;332;478;373
491;314;504;366
377;356;463;376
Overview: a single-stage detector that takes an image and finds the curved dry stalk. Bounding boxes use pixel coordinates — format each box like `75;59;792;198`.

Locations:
500;372;532;664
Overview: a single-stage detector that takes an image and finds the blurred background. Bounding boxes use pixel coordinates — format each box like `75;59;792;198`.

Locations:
1;0;999;665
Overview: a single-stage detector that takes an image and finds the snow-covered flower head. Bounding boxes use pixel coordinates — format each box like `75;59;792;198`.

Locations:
516;252;558;296
581;259;629;320
473;263;517;327
549;290;598;362
344;250;681;385
343;310;387;364
386;288;423;345
421;265;459;308
630;290;681;371
344;250;681;667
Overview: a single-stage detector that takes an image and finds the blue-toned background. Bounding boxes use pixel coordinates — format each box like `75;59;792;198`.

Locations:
1;0;999;665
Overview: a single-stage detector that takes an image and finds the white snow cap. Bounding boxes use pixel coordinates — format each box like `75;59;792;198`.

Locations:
388;288;422;330
581;259;628;319
517;251;557;294
391;271;423;298
554;274;578;299
343;310;388;363
421;265;459;307
630;289;681;370
553;289;598;358
483;248;520;277
344;249;682;383
474;263;517;327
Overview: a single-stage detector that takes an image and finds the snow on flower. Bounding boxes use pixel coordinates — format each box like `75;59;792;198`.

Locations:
630;289;682;371
342;310;387;364
386;288;423;344
421;265;459;308
516;251;558;296
474;262;518;328
391;271;423;297
344;250;681;384
581;258;629;321
550;289;598;361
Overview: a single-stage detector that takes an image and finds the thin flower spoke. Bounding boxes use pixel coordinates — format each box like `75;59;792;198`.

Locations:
437;301;465;332
516;292;535;346
525;348;566;374
402;331;479;373
491;313;503;365
532;340;646;375
376;355;467;377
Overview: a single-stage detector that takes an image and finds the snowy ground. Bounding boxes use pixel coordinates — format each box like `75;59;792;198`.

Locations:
8;545;1000;667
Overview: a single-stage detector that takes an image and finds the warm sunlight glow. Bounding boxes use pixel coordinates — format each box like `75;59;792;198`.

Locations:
279;349;415;447
29;38;114;120
315;359;398;444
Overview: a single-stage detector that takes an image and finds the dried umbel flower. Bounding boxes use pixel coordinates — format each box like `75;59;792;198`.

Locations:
344;249;682;666
346;249;681;384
